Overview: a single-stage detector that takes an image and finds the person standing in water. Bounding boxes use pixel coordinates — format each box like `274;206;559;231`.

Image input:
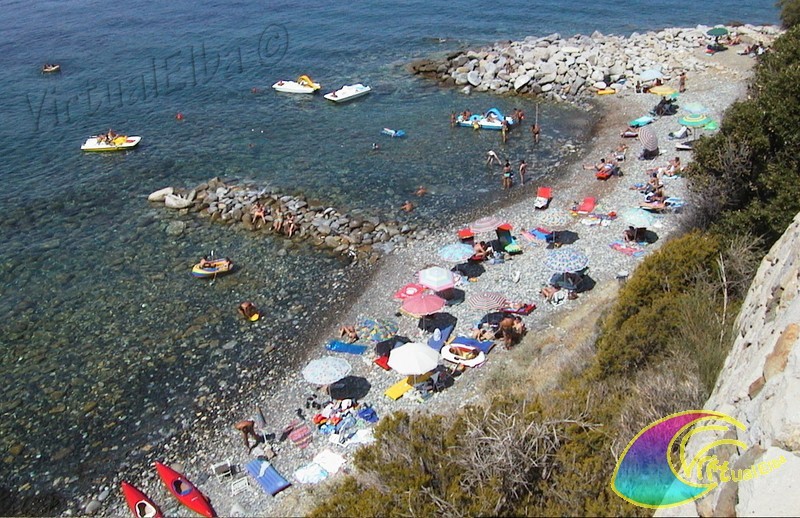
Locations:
518;159;528;186
531;123;541;144
502;161;513;189
486;150;501;166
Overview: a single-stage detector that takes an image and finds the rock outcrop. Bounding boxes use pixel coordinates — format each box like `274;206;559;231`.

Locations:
149;178;418;264
656;212;800;517
411;24;782;102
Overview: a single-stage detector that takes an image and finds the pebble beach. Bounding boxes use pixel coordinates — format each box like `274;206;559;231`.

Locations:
70;24;782;518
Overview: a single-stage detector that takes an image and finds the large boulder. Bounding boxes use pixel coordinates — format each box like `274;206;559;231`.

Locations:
147;187;174;202
467;70;481;87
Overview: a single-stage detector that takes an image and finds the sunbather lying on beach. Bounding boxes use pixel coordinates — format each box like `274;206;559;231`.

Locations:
620;126;639;138
339;325;359;343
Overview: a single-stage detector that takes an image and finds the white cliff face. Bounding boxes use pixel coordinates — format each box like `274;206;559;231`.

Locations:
656;213;800;517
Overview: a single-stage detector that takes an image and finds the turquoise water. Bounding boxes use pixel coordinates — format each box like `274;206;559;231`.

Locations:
0;0;779;512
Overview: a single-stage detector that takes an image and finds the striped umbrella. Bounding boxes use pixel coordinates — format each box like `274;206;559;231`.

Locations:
638;125;659;152
469;216;507;234
678;114;713;127
418;266;455;291
467;291;508;311
649;85;677;97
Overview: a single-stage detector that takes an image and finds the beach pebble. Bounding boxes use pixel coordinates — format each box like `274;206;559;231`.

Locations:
84;499;101;515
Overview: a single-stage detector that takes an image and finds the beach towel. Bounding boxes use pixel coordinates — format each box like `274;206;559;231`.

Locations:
525;227;553;241
245;459;291;496
451;336;495;355
427;324;454;351
629;115;655;128
294;463;328;484
283;420;313;449
501;304;535;315
573;197;597;214
520;230;536;242
610;241;646;258
325;340;369;355
313;449;346;475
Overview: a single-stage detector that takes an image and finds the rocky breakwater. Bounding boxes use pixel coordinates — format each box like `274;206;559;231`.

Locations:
148;178;419;264
656;212;800;517
409;24;781;102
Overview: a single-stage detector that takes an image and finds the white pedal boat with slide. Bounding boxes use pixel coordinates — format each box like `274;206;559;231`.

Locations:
324;83;371;103
272;74;321;94
81;135;142;152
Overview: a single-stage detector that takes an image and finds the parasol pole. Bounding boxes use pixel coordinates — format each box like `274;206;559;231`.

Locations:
535;103;539;125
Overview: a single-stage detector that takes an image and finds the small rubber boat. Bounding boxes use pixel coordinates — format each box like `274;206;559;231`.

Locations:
456;108;513;130
120;481;163;518
42;64;61;73
191;258;234;278
81;135;142;152
381;128;405;138
441;344;486;367
155;462;216;518
323;83;371;103
272;74;321;94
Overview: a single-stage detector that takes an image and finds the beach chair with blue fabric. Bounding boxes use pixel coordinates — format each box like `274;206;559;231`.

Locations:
245;459;291;496
427;324;454;352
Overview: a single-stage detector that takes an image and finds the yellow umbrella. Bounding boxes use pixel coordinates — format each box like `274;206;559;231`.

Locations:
649;85;677;97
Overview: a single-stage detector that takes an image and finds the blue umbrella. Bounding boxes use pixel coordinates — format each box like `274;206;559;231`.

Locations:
683;102;708;115
356;318;399;343
544;248;589;273
621;208;656;228
438;243;475;263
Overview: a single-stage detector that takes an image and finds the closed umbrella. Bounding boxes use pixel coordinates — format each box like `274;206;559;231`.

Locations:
621;208;656;228
638;126;659;152
438;243;475;263
302;356;352;385
388;342;439;375
356;318;398;343
467;291;508;311
400;293;446;317
418;266;455;291
469;216;507;234
544;248;589;273
639;69;662;82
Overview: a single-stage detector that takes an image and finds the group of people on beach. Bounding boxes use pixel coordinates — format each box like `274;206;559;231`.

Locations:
250;201;297;237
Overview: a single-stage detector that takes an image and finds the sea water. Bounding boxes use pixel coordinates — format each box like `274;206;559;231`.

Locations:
0;0;779;510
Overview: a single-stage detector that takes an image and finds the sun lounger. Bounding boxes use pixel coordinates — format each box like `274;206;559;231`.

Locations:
572;197;597;215
534;186;553;209
325;340;369;355
451;336;495;355
457;228;475;245
427;324;454;352
496;224;522;254
245;459;291;496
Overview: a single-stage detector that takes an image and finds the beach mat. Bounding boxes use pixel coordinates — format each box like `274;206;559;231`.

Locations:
245;459;291;496
325;340;368;355
451;336;495;355
610;241;646;258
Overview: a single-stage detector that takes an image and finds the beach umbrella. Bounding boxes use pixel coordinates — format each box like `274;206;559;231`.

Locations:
400;293;446;318
418;266;456;291
437;243;475;263
467;291;508;312
469;216;507;234
544;248;589;273
388;342;439;375
356;318;399;343
649;85;677;97
683;102;708;115
638;125;659;152
621;208;656;228
302;356;352;385
639;69;663;82
707;27;729;37
393;283;425;300
678;114;713;127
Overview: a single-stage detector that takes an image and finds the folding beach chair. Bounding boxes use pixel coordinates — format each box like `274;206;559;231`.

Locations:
534;187;552;209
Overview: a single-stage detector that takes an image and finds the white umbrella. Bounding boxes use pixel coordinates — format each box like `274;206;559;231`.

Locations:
418;266;456;291
639;69;663;82
388;342;439;375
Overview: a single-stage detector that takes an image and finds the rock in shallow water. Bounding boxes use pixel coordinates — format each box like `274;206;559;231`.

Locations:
165;221;186;236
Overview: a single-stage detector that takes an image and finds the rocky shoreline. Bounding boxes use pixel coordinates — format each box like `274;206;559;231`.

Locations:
147;178;421;266
409;24;780;102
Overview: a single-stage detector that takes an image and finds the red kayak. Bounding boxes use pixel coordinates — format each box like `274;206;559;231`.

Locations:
120;481;163;518
154;462;216;517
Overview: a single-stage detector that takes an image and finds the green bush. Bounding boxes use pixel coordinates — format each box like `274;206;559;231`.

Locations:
778;0;800;28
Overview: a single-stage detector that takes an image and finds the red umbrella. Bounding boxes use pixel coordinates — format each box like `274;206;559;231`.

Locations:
400;293;446;317
393;283;426;300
